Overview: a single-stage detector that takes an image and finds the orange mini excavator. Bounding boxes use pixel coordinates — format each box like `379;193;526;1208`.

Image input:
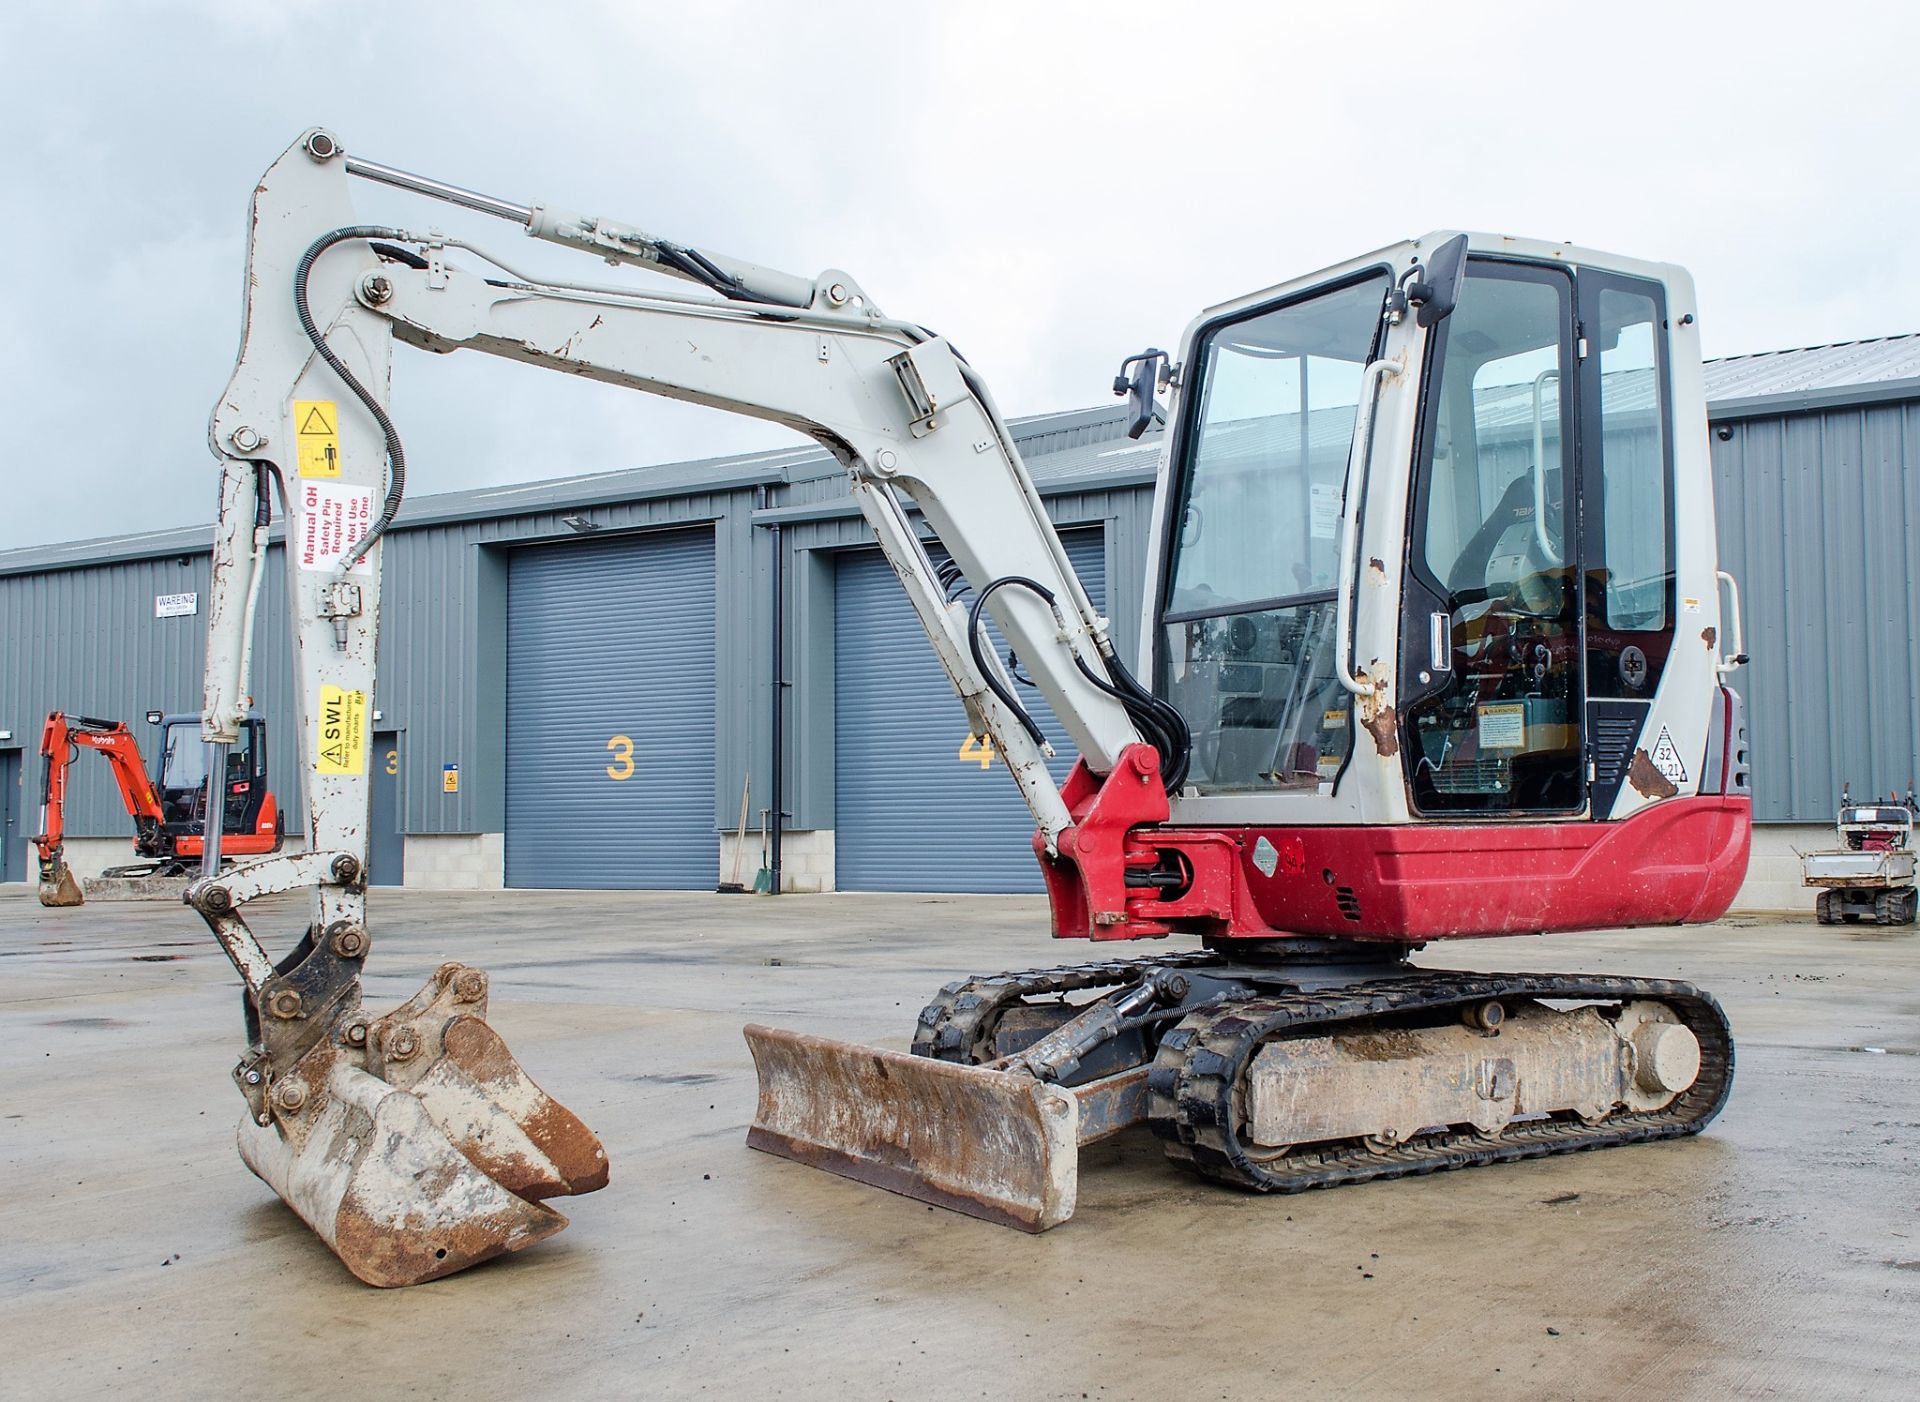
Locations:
34;711;282;906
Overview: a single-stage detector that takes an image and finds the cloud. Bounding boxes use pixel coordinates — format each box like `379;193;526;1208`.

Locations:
1;0;1914;551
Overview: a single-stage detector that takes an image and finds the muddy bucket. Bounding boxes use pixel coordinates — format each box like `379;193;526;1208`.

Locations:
37;863;85;907
241;963;607;1287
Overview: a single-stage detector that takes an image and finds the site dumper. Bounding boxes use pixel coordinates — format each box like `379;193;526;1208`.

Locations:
1802;802;1917;924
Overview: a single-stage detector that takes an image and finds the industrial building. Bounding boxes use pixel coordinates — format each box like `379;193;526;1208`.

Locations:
4;334;1918;908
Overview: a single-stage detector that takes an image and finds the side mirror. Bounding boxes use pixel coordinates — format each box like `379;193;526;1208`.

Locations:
1409;234;1469;328
1112;348;1169;440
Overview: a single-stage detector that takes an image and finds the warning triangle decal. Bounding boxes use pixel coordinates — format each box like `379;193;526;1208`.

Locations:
1649;726;1688;786
298;404;336;436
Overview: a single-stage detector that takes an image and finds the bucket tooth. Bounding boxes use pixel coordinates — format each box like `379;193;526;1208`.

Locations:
238;1049;569;1288
366;964;608;1200
743;1024;1081;1232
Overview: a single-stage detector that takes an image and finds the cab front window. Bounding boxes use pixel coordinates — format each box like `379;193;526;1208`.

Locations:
1159;270;1389;794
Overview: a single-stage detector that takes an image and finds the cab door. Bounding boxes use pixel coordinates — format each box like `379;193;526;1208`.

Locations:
1576;273;1679;817
1399;260;1585;815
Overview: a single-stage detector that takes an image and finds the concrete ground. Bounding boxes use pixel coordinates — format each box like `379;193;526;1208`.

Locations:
2;887;1916;1401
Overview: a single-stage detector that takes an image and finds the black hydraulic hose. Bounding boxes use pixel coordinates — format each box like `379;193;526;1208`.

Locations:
966;575;1193;793
935;557;968;603
966;577;1053;751
1072;650;1192;793
368;241;430;270
293;225;413;572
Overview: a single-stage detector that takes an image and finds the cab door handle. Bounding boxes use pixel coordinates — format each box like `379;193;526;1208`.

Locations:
1429;612;1452;673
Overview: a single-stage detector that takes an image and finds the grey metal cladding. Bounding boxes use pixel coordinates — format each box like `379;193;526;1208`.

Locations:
1710;398;1920;821
0;546;298;838
833;530;1107;893
1704;334;1920;417
13;345;1920;857
505;526;718;888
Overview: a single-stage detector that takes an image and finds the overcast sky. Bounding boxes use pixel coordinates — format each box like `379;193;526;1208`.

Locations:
2;1;1916;552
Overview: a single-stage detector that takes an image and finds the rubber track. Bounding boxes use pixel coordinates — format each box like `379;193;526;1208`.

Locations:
1148;972;1734;1192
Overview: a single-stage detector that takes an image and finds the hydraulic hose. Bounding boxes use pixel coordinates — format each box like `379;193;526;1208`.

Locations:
965;576;1192;794
292;226;414;573
966;577;1054;752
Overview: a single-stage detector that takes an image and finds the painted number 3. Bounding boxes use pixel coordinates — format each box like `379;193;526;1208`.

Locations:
606;734;635;781
958;733;995;770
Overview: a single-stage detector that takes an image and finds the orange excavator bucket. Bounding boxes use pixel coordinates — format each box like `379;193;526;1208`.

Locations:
36;856;85;907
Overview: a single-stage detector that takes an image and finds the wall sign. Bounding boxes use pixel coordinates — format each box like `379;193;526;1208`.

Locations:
155;592;197;619
443;763;460;794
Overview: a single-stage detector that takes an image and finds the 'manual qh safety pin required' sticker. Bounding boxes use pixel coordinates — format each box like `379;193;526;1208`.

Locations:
298;481;374;575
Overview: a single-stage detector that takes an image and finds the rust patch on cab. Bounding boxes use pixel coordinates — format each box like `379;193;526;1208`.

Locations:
1627;748;1677;800
1701;626;1717;649
1362;704;1400;757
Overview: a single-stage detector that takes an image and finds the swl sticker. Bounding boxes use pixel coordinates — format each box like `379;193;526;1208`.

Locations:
315;685;367;775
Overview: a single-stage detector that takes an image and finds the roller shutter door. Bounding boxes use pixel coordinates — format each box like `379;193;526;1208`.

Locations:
506;528;717;889
835;531;1105;892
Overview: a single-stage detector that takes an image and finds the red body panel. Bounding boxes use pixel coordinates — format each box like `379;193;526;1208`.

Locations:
1037;747;1751;945
175;792;282;858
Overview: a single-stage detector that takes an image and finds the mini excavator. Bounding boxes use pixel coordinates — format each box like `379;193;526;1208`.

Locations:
34;710;280;906
191;129;1748;1284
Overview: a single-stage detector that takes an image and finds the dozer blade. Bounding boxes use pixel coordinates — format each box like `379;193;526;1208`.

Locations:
37;864;85;907
743;1024;1084;1232
79;875;193;903
238;1049;569;1288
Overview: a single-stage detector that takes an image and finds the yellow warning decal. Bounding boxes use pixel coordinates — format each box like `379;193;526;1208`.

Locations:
295;399;341;478
316;684;367;775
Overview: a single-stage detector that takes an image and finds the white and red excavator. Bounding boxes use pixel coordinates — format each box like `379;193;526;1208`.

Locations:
186;129;1749;1285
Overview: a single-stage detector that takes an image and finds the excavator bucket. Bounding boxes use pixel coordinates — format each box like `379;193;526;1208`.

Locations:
744;1025;1102;1232
364;963;610;1201
241;964;606;1287
37;862;85;908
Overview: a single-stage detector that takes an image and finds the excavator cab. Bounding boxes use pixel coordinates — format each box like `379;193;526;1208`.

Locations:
153;712;280;860
1133;242;1750;941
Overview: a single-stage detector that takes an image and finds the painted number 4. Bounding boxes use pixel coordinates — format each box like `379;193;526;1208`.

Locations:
958;733;995;770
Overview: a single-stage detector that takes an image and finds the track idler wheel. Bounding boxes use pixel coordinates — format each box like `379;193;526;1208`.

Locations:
238;963;607;1287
